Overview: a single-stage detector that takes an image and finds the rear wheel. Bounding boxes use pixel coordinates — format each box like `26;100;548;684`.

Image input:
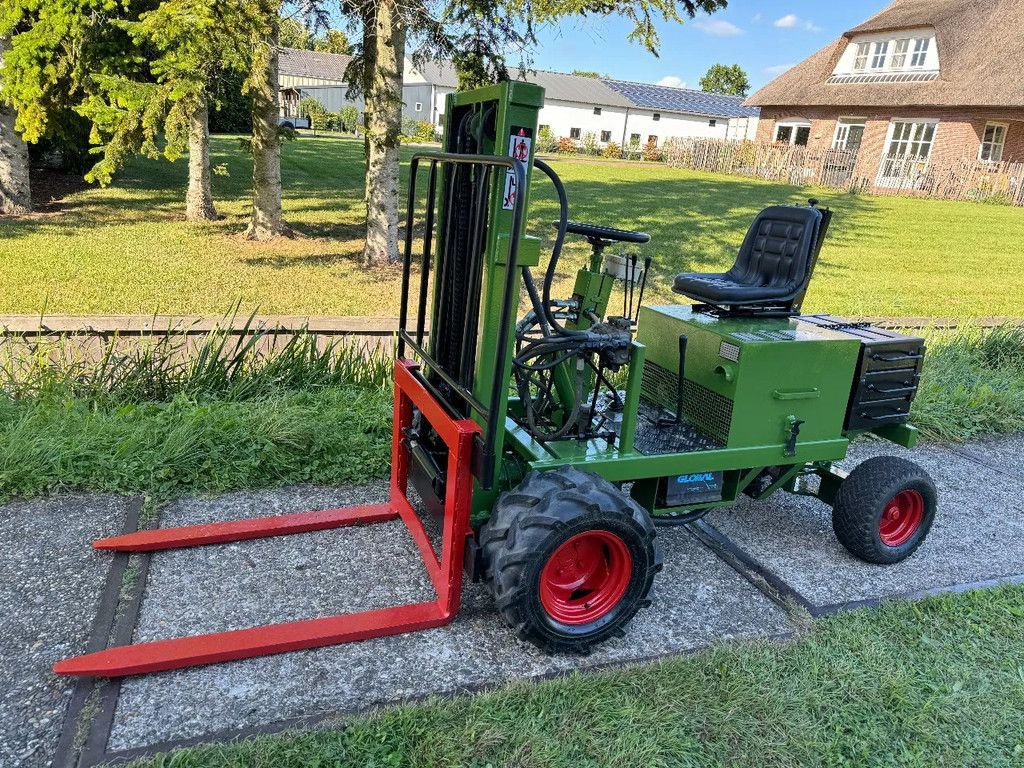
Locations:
480;466;661;653
831;456;937;564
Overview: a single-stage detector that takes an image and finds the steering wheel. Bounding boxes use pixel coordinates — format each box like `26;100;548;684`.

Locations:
553;220;651;245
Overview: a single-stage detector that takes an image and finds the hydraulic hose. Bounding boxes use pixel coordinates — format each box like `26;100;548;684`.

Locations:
531;158;590;339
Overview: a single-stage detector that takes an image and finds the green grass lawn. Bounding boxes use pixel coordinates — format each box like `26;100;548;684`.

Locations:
136;585;1024;767
1;136;1021;318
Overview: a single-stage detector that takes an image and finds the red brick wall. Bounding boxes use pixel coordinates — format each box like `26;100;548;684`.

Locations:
756;107;1024;185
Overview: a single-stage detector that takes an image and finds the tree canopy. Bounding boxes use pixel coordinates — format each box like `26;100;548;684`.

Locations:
699;63;750;97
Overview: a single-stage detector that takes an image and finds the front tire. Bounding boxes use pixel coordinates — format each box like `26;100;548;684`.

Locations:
832;456;937;564
480;467;661;653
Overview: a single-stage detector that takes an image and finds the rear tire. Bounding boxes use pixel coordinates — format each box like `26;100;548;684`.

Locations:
480;466;661;653
832;456;937;564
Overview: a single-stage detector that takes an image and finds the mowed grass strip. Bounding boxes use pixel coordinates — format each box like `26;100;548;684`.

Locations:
1;137;1021;318
134;585;1024;768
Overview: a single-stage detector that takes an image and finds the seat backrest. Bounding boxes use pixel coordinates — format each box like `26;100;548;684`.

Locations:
725;205;822;292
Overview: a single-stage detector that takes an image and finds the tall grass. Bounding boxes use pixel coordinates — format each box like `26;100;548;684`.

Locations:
0;313;393;405
912;324;1024;441
0;316;396;500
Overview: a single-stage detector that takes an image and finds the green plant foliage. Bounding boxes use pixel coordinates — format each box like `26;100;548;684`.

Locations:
338;104;360;133
134;585;1024;767
537;125;558;153
580;131;598;156
0;386;392;501
911;324;1024;441
699;63;751;97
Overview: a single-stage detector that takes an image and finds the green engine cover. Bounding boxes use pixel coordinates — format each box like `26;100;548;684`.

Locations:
636;306;862;450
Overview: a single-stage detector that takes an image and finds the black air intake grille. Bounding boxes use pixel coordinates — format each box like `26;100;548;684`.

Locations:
641;361;678;410
641;362;733;443
682;380;733;443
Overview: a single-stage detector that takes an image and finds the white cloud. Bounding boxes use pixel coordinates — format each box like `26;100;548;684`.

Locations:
694;19;743;36
764;63;796;77
751;12;762;23
774;14;822;32
656;75;687;89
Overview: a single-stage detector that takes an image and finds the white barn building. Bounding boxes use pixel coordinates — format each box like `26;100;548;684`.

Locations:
279;49;760;146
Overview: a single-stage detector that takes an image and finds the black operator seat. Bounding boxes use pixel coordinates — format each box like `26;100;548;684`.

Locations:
673;205;823;310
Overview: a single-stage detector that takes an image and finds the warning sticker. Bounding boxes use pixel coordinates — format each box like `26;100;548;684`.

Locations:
508;130;532;163
502;171;519;211
503;127;533;210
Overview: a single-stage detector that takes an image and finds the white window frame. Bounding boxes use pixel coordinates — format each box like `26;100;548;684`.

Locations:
853;42;870;71
599;130;612;143
979;122;1008;163
593;107;602;116
414;102;423;112
871;40;889;69
569;127;581;140
653;113;661;121
877;118;939;187
832;118;866;151
910;37;930;67
890;38;910;69
775;120;811;146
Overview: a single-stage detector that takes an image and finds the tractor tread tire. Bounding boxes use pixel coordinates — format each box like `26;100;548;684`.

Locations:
832;455;937;564
480;466;661;654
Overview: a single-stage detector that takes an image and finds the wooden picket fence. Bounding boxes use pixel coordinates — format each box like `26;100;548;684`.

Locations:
659;137;1024;206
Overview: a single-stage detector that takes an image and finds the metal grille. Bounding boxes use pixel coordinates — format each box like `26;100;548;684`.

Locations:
640;360;679;410
682;380;733;443
640;362;733;443
634;401;723;456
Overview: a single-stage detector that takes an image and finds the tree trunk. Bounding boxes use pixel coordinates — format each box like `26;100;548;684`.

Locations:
245;19;283;240
0;36;31;216
361;0;406;266
185;93;217;222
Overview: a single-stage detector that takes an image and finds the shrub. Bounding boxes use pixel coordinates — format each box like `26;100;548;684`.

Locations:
400;116;420;138
557;137;577;155
537;125;558;153
299;98;330;132
414;120;437;142
339;105;360;134
602;141;621;159
642;138;662;162
580;131;599;156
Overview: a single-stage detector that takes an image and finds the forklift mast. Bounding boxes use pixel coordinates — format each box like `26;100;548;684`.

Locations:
397;82;543;496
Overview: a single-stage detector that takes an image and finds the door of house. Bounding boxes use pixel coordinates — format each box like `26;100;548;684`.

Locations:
877;120;937;189
833;122;865;153
826;120;866;186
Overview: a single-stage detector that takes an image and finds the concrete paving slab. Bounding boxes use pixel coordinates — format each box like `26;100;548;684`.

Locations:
108;484;789;752
707;437;1024;607
0;495;131;768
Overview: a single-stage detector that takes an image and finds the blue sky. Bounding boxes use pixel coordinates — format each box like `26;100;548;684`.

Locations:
526;0;891;90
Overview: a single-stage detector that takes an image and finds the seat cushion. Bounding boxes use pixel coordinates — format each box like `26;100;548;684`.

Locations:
672;272;800;302
673;205;822;306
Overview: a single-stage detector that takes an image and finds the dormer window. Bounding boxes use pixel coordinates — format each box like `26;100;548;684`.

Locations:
891;39;910;69
853;42;870;71
831;29;938;83
871;41;889;69
910;38;930;67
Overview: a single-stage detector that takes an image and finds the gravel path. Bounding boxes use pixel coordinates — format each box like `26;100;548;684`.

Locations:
107;484;789;752
707;435;1024;606
0;495;130;768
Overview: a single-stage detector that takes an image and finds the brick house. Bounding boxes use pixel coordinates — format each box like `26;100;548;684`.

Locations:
746;0;1024;191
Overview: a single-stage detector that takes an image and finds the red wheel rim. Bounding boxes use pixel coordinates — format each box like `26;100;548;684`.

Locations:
879;489;924;547
539;530;633;625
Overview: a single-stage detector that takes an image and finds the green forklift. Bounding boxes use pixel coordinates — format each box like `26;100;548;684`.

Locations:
56;81;936;677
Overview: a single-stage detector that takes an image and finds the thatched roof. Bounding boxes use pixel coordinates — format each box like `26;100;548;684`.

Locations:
747;0;1024;109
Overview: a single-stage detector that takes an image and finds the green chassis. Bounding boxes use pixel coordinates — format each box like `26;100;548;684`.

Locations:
429;81;919;529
